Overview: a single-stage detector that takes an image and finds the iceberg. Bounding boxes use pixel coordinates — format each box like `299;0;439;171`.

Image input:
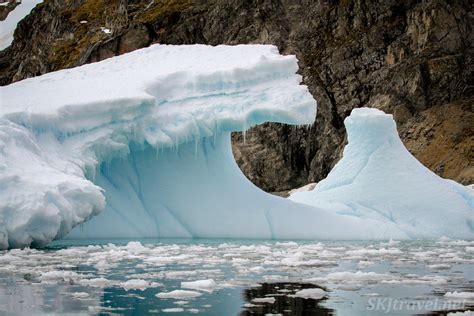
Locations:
289;108;474;239
0;44;472;249
1;44;408;249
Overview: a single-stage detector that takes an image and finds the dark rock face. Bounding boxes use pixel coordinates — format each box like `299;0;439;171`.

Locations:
1;0;472;190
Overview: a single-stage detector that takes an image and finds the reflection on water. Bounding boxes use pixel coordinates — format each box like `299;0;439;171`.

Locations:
241;283;333;316
0;239;473;315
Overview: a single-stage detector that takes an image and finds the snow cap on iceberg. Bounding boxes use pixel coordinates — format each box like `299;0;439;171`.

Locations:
290;107;474;239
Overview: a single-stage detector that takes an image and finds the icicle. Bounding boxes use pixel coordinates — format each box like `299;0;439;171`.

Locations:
194;136;199;156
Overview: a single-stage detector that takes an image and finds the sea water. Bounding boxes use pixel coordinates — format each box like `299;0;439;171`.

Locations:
0;239;472;315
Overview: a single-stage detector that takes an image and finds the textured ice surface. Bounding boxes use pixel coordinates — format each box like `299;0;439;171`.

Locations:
1;44;472;249
0;0;43;50
290;108;474;239
1;44;415;249
0;44;320;248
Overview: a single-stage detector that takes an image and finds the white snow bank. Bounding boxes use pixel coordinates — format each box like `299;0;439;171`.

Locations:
0;0;44;50
289;108;474;239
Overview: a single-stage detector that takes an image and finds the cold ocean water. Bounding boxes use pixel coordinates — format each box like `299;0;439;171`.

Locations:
0;238;473;315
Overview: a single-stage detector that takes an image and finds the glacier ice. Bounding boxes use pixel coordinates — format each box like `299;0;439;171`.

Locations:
0;0;44;51
289;108;474;239
0;44;472;249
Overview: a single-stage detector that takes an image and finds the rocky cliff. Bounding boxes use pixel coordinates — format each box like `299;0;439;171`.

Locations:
1;0;472;191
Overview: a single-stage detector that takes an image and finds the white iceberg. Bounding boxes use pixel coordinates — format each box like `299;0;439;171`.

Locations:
0;44;472;249
290;108;474;239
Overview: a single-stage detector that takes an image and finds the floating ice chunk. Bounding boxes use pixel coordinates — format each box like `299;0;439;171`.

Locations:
362;293;381;297
252;297;276;304
291;288;327;299
444;292;474;300
162;308;184;313
346;248;403;257
448;312;474;316
70;292;90;299
326;271;393;283
358;260;375;267
121;279;151;291
380;239;400;246
381;275;447;285
40;270;81;283
159;270;198;279
79;277;113;288
125;241;149;253
181;279;217;293
281;256;334;267
275;241;298;247
428;264;451;270
156;290;202;299
244;303;259;308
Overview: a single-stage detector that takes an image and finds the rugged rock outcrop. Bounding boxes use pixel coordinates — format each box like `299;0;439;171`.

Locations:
1;0;472;190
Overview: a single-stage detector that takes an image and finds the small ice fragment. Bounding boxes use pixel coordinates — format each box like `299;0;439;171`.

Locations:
181;279;217;293
156;290;202;299
121;279;149;291
71;292;90;299
292;288;327;300
444;292;474;300
162;308;184;313
252;297;276;304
